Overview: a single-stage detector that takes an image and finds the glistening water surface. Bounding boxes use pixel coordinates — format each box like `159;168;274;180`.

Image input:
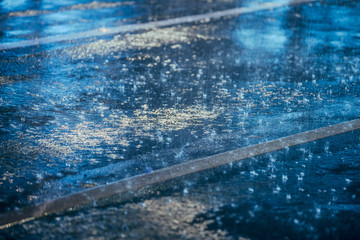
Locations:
0;0;360;239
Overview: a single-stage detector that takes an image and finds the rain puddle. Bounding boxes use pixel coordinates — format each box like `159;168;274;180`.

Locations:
1;0;360;239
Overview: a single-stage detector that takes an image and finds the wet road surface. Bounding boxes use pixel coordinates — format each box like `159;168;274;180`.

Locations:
1;0;360;239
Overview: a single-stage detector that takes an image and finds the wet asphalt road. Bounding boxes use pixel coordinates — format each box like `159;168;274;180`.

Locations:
1;0;360;239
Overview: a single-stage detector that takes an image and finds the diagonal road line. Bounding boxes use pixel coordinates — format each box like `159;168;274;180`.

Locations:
0;118;359;229
0;0;314;51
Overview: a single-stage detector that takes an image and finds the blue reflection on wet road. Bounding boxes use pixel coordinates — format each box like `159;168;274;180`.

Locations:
1;0;360;239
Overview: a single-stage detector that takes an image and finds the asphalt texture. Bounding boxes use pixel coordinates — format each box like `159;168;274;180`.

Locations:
1;0;360;239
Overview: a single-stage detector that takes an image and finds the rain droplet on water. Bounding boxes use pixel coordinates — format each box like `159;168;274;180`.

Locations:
282;175;288;183
273;185;281;194
286;194;292;201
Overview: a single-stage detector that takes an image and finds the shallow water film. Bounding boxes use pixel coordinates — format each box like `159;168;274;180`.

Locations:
1;0;360;239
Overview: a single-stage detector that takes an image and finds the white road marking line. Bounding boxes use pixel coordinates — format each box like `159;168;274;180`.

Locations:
0;117;359;229
0;0;313;51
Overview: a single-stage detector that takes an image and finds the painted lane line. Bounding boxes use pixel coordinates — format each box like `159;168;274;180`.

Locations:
0;0;313;51
0;117;359;229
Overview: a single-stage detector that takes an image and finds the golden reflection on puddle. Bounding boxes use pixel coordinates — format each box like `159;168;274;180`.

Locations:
36;105;219;155
133;105;218;131
64;26;214;60
118;197;230;239
22;196;240;239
